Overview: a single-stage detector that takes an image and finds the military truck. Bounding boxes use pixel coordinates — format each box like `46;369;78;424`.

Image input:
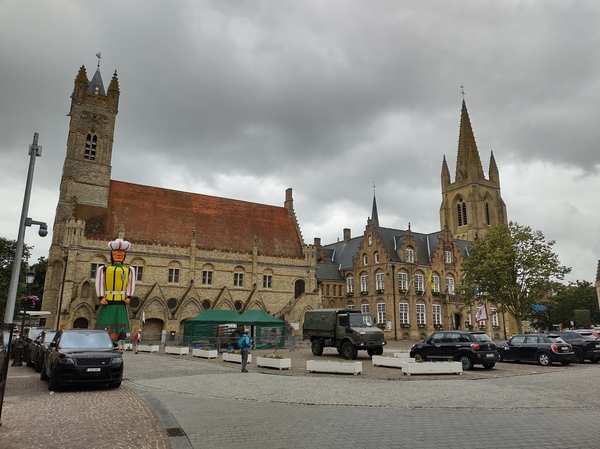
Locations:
303;308;386;359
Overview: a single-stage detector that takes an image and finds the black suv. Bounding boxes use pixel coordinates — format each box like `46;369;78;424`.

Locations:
546;331;600;363
410;330;500;370
41;329;124;390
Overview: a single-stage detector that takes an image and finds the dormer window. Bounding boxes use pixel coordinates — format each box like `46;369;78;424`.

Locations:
405;248;414;263
445;251;452;264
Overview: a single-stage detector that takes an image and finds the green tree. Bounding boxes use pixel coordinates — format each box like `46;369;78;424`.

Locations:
0;237;32;320
28;256;47;311
458;222;571;333
548;281;599;328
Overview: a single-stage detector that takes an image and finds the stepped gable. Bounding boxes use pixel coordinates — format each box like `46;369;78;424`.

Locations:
77;180;304;256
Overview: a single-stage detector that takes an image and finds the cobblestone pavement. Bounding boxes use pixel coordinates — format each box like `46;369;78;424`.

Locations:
3;341;600;449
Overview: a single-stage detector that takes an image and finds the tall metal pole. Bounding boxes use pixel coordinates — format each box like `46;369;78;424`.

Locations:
4;133;42;324
391;264;397;341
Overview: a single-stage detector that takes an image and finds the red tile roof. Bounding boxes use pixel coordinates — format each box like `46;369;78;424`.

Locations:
76;180;304;257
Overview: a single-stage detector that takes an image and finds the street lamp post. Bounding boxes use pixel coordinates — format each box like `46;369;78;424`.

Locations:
4;133;43;325
12;269;36;367
391;264;397;341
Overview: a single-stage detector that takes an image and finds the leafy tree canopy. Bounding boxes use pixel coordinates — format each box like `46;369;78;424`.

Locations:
528;280;600;331
0;237;32;321
458;222;571;333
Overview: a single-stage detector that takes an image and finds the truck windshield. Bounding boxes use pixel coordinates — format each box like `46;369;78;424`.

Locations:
349;314;374;327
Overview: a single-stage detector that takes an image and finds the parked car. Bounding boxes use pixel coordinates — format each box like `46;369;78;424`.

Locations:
41;329;123;391
574;329;600;339
23;327;54;367
27;329;56;372
546;331;600;363
409;330;499;370
497;334;575;366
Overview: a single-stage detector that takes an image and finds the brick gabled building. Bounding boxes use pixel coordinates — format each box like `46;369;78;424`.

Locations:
42;64;319;336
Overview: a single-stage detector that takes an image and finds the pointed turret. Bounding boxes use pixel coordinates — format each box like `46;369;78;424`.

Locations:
73;65;89;101
489;151;499;184
456;100;485;181
371;193;379;227
441;155;450;189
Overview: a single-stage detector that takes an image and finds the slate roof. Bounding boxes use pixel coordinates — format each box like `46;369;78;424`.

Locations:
76;180;304;257
318;226;471;280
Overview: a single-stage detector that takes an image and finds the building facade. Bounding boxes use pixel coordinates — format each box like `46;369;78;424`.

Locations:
315;100;513;341
41;64;320;336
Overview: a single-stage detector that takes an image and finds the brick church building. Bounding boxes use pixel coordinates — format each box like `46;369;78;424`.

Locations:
42;63;320;336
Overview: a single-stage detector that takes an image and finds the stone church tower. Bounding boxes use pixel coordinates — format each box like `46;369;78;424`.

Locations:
56;64;120;222
440;100;507;241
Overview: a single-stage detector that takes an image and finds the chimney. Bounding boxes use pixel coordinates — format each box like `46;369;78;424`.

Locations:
343;228;351;243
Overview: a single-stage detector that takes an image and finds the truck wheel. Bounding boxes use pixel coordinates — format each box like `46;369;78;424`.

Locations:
341;341;358;360
311;339;324;356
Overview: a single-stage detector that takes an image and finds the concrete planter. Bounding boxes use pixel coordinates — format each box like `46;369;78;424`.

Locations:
222;352;252;364
137;344;160;353
372;355;404;369
402;361;463;376
192;348;219;359
393;352;411;358
165;346;189;356
306;360;362;375
256;356;291;370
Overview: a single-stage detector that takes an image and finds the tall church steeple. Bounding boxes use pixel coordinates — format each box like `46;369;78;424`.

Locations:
371;191;380;227
440;98;507;241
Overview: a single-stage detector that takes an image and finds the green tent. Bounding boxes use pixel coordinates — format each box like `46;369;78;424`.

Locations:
182;309;286;349
238;309;286;348
182;309;241;346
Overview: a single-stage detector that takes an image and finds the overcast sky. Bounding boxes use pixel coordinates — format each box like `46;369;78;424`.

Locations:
1;1;599;283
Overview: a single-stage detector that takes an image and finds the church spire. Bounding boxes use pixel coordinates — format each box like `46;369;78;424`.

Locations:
371;183;379;227
455;99;485;181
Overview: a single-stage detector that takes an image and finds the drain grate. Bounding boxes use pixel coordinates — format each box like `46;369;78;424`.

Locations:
165;427;187;437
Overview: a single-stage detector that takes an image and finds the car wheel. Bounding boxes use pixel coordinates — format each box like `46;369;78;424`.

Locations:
482;363;495;369
458;355;473;370
341;341;358;360
108;381;122;389
537;352;552;366
573;349;584;363
412;352;424;362
560;361;571;366
367;348;375;357
40;365;49;381
311;339;323;356
497;352;504;362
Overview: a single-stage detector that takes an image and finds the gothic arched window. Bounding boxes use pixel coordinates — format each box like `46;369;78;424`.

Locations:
84;133;97;160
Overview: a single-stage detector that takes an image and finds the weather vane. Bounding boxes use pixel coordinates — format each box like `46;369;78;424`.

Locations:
460;85;465;100
373;181;376;195
96;52;102;68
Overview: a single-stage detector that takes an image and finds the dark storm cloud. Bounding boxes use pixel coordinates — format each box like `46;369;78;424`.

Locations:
1;0;600;281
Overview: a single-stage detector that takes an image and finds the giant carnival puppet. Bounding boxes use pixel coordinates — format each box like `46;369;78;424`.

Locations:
95;238;135;343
